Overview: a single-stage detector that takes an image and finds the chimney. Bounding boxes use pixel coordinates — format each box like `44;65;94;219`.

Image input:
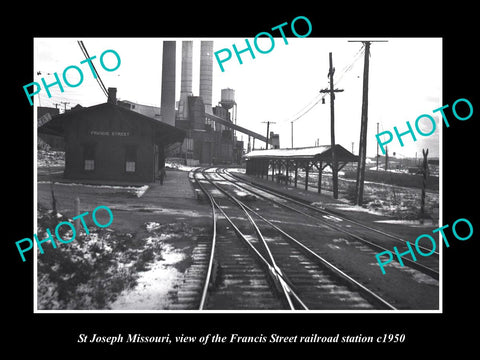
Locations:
161;41;176;126
181;41;193;95
178;41;193;120
107;87;117;104
200;41;213;114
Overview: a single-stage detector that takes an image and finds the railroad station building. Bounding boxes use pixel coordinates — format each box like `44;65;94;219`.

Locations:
244;145;358;193
38;88;185;183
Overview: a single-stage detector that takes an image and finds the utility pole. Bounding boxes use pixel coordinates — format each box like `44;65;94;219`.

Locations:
291;121;294;148
376;122;379;171
385;146;389;171
262;121;276;149
61;101;70;113
350;40;387;206
420;148;429;224
320;52;344;199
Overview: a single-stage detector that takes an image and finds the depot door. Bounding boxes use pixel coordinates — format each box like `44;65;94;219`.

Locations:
153;144;159;181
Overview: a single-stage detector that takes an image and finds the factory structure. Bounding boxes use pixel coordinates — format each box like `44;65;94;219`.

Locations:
118;40;276;165
173;40;243;165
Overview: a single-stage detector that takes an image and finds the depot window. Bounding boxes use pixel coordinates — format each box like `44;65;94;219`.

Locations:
83;143;95;171
125;145;136;173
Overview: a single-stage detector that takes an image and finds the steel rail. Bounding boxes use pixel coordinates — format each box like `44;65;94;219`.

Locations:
197;169;308;310
192;168;217;310
221;169;439;280
224;169;439;256
205;171;308;310
202;169;308;310
213;169;397;310
204;173;306;310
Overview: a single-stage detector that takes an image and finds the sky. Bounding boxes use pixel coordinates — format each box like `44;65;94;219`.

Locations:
33;37;442;158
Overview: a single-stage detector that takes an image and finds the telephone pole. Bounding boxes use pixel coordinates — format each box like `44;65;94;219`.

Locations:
320;52;343;199
262;121;276;149
385;146;389;171
291;121;294;148
350;40;387;206
61;101;70;112
376;122;379;171
420;148;429;224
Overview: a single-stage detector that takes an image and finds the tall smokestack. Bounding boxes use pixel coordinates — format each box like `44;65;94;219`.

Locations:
200;41;213;114
181;41;193;95
161;41;176;126
178;41;193;120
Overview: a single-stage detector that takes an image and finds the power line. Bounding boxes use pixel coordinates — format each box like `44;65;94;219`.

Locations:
283;46;366;125
261;44;370;149
334;44;366;87
291;95;324;123
77;40;109;98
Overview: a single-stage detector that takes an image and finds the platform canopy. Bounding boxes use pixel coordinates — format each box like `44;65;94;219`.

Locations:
244;145;358;193
244;145;358;163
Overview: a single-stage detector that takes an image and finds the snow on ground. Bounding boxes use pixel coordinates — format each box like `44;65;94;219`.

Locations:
38;181;149;198
36;205;206;310
109;242;185;310
165;161;197;172
312;185;439;226
370;260;439;286
108;205;207;218
374;219;437;227
145;221;161;232
327;202;376;214
37;150;65;168
230;167;246;174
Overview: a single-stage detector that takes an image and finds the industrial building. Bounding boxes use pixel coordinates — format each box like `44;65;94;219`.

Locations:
159;40;274;165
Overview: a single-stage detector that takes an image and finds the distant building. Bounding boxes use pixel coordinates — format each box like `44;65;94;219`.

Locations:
270;132;280;149
174;96;244;165
38;88;185;183
117;100;162;120
38;106;63;150
38;106;60;119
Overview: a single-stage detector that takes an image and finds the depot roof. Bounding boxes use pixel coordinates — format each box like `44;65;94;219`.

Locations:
38;102;185;145
243;145;358;163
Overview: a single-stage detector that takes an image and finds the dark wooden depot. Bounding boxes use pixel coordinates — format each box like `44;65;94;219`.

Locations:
39;91;185;183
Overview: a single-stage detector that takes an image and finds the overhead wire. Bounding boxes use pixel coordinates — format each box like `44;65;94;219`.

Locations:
77;40;109;98
283;44;366;126
333;43;365;87
36;81;97;111
290;95;324;123
282;93;323;124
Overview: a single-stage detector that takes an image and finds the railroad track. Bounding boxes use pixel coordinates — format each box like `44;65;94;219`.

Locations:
184;167;397;311
192;168;291;310
221;168;440;280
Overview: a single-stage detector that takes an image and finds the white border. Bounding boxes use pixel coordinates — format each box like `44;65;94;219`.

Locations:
33;37;442;314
